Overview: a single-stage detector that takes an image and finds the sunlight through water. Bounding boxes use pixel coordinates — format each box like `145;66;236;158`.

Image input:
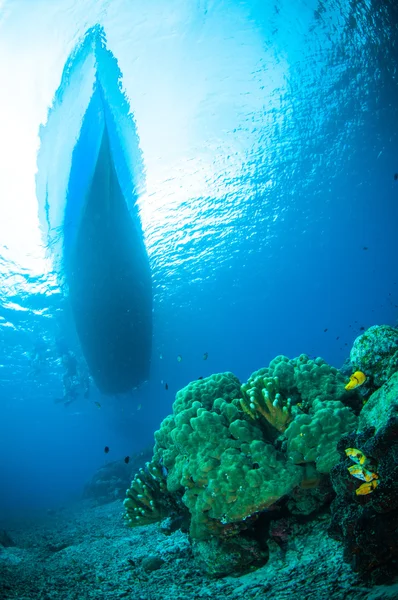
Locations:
0;0;397;393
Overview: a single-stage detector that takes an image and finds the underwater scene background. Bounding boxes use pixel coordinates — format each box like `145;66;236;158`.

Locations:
0;0;398;598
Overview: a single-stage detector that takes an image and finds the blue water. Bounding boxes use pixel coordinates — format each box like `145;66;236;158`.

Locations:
0;0;397;515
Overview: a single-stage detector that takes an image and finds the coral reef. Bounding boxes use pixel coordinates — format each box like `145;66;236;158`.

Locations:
265;354;360;412
287;467;333;515
122;327;398;580
124;460;186;527
284;398;358;473
152;372;303;541
240;375;293;437
350;324;398;387
329;417;398;583
125;356;359;575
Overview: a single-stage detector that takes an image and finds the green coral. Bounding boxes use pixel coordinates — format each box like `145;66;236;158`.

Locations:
124;462;176;527
125;357;359;542
240;375;293;434
275;354;356;410
152;373;302;540
350;324;398;387
172;371;242;414
249;354;357;413
284;399;358;473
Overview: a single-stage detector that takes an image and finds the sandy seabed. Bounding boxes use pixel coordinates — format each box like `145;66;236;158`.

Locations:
0;500;397;600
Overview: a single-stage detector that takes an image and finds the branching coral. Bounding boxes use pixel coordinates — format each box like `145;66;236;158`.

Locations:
240;375;293;433
124;462;178;527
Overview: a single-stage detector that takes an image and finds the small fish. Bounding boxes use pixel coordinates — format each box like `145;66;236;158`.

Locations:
104;446;110;454
324;328;328;332
348;465;378;482
203;352;208;360
394;173;398;181
165;383;168;390
363;246;368;250
137;403;142;411
94;401;101;409
345;371;366;390
345;447;367;465
177;355;182;362
124;456;130;464
355;479;379;496
159;353;163;360
198;376;203;380
360;326;365;331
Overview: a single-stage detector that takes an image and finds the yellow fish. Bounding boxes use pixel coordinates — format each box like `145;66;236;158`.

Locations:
348;465;378;482
345;447;367;465
355;479;379;496
345;371;366;390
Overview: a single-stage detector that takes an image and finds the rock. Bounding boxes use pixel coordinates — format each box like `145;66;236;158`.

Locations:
0;551;21;565
0;530;16;547
192;535;268;578
350;325;398;387
141;555;165;572
358;371;398;432
329;418;398;583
